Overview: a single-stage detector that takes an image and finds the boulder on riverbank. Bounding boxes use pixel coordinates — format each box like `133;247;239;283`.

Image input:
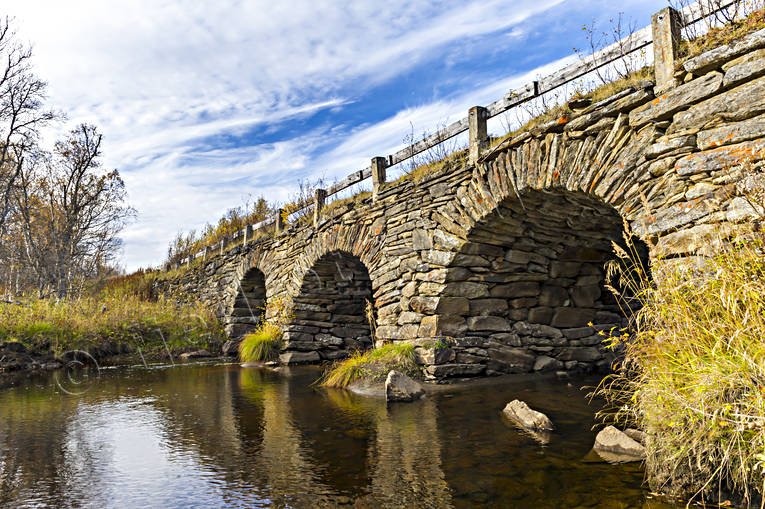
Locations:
502;400;554;431
592;426;646;462
179;349;213;360
385;370;425;402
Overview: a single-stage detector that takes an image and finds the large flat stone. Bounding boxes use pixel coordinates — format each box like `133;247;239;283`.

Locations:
629;72;723;128
467;316;512;332
550;308;594;328
696;113;765;150
426;363;486;377
279;351;320;365
672;75;765;131
723;48;765;87
443;282;490;298
675;138;765;176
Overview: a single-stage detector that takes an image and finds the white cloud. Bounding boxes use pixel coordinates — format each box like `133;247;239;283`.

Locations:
5;0;587;269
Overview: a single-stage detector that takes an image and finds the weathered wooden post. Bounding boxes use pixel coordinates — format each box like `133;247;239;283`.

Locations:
314;188;327;227
276;209;285;233
652;7;682;92
203;245;209;261
244;225;253;247
371;156;387;202
468;106;489;166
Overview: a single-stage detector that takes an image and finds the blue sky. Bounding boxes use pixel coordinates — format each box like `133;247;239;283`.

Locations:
6;0;668;270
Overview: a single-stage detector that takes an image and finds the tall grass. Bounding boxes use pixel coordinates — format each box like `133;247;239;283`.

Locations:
319;343;419;388
0;272;224;358
238;323;283;363
598;232;765;506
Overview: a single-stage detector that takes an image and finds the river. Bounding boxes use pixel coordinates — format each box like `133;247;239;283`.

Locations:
0;362;678;508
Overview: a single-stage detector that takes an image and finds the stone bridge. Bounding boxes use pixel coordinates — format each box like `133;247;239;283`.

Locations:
158;32;765;378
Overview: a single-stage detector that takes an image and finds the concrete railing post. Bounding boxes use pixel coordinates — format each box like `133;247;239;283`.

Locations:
314;188;327;227
652;7;682;92
468;106;489;165
276;209;285;233
371;156;387;202
203;245;209;261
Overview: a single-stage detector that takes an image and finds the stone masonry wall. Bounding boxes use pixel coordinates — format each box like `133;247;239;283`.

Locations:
156;34;765;379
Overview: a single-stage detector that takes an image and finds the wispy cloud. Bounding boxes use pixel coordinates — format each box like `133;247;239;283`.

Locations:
5;0;666;269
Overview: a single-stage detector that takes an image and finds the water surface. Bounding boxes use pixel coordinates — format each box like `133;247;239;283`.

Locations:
0;363;677;508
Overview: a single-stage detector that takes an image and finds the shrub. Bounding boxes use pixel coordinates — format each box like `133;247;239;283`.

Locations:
598;234;765;505
239;323;283;363
319;342;419;388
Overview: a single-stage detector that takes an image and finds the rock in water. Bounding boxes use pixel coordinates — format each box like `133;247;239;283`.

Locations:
623;428;646;445
385;370;425;402
502;400;554;431
593;426;646;462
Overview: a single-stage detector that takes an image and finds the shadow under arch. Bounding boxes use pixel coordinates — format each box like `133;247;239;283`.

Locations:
440;188;650;375
284;250;374;362
225;267;267;340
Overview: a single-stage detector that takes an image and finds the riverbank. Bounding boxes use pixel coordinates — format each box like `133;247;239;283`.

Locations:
0;273;226;376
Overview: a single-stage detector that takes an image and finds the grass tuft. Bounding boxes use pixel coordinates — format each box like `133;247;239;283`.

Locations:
597;229;765;505
319;342;419;388
238;323;283;363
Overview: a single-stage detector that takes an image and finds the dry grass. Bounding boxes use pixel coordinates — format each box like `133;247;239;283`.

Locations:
239;323;283;363
397;147;469;184
597;229;765;506
0;292;223;358
319;342;419;388
678;8;765;62
322;191;371;216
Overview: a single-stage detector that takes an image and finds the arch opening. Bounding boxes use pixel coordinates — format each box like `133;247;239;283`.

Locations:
283;251;374;363
225;267;267;342
438;189;650;376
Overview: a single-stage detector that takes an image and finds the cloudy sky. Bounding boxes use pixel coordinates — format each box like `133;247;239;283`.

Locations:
5;0;667;270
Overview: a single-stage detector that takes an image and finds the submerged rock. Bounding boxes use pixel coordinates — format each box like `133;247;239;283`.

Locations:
385;370;425;402
502;400;554;431
592;425;646;462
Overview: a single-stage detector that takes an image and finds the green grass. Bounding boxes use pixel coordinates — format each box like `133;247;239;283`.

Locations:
0;273;224;360
597;231;765;505
238;323;283;363
319;342;419;388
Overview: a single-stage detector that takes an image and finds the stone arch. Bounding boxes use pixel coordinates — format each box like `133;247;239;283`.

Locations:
412;130;662;377
280;250;375;364
222;267;267;354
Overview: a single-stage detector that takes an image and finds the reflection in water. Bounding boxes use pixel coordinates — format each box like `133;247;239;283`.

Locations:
0;364;678;508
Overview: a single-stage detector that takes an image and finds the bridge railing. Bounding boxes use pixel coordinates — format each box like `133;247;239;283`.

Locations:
165;0;739;270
